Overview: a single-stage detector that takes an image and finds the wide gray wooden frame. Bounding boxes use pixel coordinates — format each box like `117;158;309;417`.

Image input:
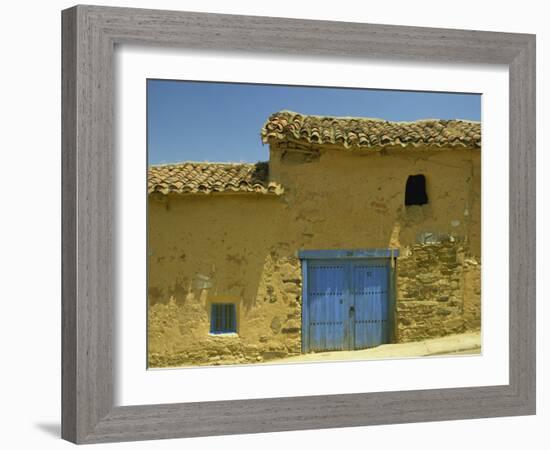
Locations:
61;4;536;444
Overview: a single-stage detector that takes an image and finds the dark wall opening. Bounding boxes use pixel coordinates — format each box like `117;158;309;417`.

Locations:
405;175;428;206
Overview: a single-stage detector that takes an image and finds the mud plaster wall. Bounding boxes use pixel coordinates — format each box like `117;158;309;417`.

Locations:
148;144;481;367
147;195;302;367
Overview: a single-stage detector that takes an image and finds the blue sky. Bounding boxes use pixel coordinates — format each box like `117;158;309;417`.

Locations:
147;80;481;165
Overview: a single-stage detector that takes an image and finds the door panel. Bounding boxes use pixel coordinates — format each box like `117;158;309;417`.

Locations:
352;260;389;349
304;257;391;353
307;261;348;352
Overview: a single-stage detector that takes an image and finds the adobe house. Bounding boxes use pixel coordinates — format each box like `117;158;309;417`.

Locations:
147;110;481;367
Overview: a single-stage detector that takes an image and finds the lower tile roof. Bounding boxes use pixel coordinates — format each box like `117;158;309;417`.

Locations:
148;161;283;195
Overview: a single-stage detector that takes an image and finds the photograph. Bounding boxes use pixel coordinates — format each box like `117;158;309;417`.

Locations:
146;80;482;368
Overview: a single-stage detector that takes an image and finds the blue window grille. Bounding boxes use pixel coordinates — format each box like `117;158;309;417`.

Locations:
210;303;237;334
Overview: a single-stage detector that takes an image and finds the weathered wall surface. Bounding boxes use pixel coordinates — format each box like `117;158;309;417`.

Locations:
148;145;481;367
269;143;481;257
147;195;303;367
148;251;303;367
462;257;482;331
396;239;481;342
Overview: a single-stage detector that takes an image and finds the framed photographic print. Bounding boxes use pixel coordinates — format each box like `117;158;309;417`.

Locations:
61;4;536;444
145;81;483;369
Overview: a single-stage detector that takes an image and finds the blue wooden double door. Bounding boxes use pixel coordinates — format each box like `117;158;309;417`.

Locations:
304;258;392;353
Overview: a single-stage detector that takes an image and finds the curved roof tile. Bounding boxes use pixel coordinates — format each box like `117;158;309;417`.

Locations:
261;110;481;150
148;162;283;196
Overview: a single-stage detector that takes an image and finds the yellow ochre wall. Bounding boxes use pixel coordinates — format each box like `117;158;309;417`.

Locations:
147;144;481;367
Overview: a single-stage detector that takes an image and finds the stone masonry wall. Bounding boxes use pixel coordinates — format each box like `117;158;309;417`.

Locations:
462;257;482;331
396;239;480;342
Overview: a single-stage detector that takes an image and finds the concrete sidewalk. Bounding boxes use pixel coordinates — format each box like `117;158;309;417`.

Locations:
264;331;481;364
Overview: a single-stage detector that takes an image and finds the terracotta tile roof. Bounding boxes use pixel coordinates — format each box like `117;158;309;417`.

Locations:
261;110;481;150
148;161;284;195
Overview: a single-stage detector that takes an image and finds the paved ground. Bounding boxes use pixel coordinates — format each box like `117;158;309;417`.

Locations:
263;331;481;364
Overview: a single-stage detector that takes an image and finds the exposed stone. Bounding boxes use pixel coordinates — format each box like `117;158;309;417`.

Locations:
282;326;300;333
396;242;480;343
270;316;282;334
261;351;288;361
417;273;438;284
283;282;300;295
